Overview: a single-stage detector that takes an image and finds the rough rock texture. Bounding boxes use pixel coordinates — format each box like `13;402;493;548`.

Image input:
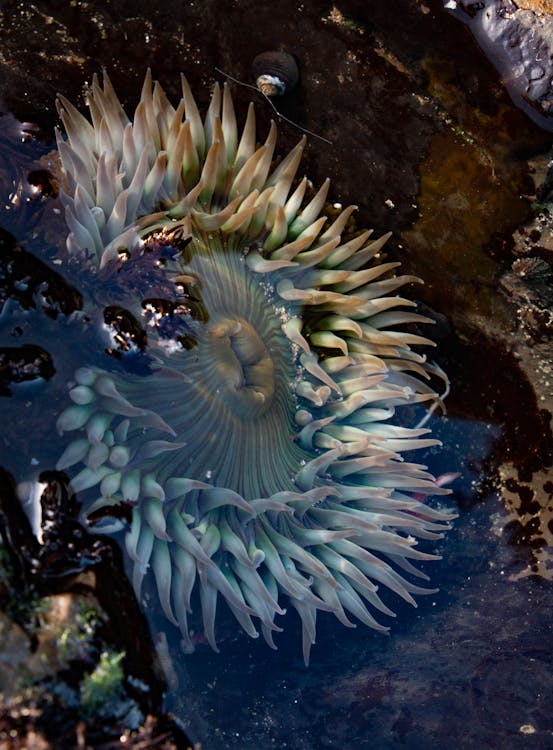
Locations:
0;470;194;749
0;0;552;748
517;0;553;11
445;0;553;127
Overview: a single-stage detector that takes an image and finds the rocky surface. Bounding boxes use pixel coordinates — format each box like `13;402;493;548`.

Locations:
0;470;194;749
444;1;553;127
0;0;552;747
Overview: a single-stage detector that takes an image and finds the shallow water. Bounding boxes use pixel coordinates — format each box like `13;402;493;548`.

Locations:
161;416;514;749
1;1;553;748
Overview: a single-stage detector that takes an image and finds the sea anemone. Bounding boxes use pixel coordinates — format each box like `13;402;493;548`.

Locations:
54;70;454;663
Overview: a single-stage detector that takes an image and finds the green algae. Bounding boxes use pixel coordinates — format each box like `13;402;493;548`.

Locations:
80;648;126;717
404;131;529;324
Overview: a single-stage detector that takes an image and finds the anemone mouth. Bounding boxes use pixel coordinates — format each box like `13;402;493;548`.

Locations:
178;235;283;424
52;69;456;665
205;315;276;418
109;232;309;499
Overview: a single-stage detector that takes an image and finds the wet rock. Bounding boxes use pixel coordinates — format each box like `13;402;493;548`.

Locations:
499;257;553;336
445;0;553;128
0;0;553;746
0;344;55;395
0;229;82;319
0;470;194;749
0;611;32;696
103;305;148;360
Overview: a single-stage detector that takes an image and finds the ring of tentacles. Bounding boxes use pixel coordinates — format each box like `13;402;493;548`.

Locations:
52;70;454;663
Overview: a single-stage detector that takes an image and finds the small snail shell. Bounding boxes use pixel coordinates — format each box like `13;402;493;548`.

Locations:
251;51;299;97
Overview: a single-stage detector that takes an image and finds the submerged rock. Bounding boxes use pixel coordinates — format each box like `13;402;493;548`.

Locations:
0;470;194;749
445;0;553;128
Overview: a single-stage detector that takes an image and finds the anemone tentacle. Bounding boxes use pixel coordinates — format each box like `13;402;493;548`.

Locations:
54;70;455;664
